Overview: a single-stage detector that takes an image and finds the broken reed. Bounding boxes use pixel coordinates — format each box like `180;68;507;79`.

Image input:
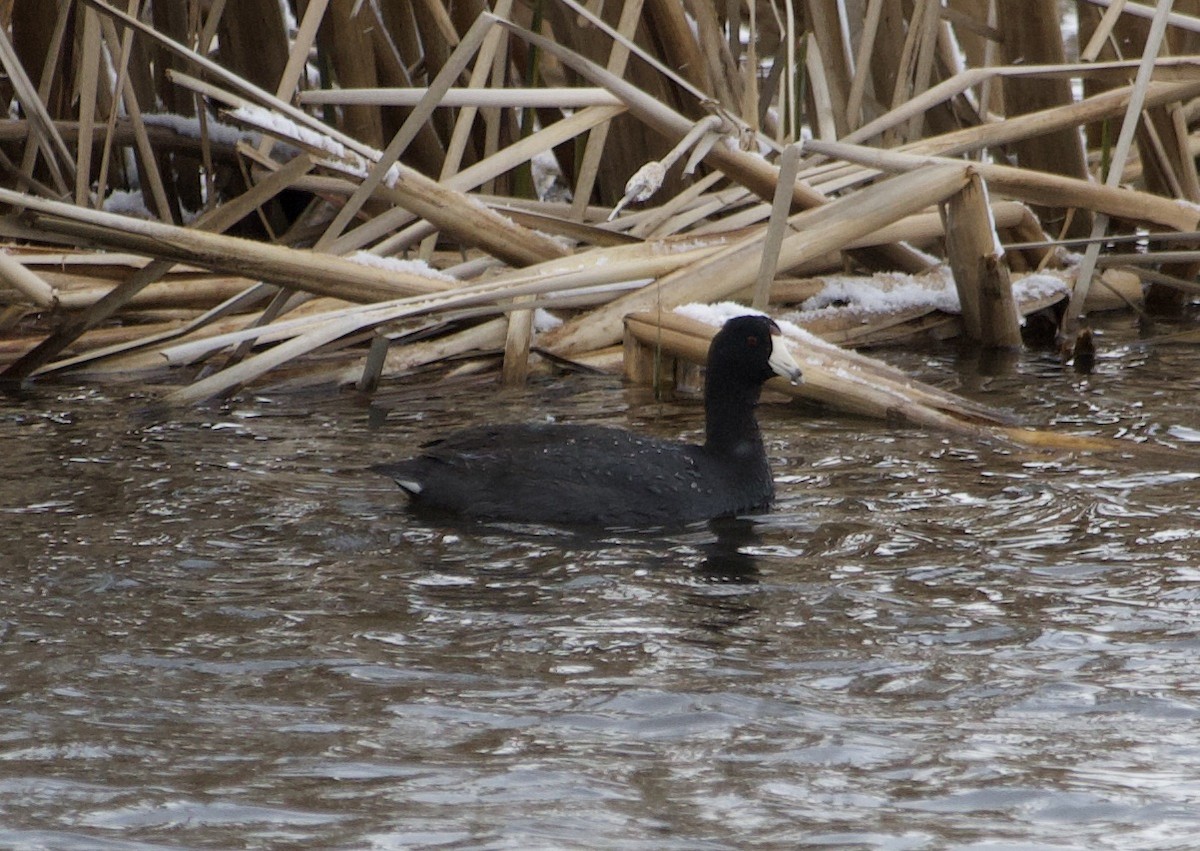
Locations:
0;0;1197;428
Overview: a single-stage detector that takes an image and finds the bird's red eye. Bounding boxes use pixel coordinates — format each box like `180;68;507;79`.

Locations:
746;335;759;347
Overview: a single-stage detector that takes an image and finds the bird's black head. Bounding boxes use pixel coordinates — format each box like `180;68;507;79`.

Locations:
707;314;803;386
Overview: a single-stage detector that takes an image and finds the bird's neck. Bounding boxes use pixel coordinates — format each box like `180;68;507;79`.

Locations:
703;374;764;456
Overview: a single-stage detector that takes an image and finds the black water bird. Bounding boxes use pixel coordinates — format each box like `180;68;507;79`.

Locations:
373;314;802;527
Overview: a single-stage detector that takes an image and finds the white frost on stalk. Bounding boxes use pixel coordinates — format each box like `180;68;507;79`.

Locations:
346;251;458;282
228;104;348;160
658;237;724;255
144;112;255;147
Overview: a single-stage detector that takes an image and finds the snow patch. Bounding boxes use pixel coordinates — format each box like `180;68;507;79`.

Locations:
228;104;348;160
676;266;1070;341
795;267;962;320
101;189;153;219
1012;272;1070;303
1175;198;1200;216
144;112;254;147
674;301;823;345
346;251;457;282
533;309;562;332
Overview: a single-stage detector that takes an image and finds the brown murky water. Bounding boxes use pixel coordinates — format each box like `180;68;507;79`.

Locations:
4;313;1200;850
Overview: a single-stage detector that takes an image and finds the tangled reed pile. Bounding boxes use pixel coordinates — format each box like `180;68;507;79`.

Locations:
0;0;1197;436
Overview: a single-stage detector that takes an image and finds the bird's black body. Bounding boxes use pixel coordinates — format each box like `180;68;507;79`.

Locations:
373;315;802;528
381;422;772;527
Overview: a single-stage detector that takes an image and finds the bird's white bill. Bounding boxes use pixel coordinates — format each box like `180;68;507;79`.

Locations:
768;339;804;384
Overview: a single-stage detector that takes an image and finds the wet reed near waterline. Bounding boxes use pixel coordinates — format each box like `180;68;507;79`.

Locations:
0;0;1198;440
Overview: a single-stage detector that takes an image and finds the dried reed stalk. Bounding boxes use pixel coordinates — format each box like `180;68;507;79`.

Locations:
0;151;319;375
0;250;57;308
802;139;1200;232
1064;0;1177;330
298;87;624;109
0;187;451;299
0;0;1196;417
544;164;971;355
998;0;1092;237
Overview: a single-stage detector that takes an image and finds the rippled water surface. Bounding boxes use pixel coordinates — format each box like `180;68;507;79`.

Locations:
5;316;1200;850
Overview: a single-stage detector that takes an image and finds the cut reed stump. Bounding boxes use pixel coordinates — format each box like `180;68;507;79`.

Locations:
941;171;1022;348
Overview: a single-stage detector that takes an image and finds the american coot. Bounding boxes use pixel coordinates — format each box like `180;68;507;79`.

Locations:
374;314;803;527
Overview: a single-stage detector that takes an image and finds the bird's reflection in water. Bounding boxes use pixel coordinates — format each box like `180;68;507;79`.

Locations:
692;517;762;583
674;518;765;643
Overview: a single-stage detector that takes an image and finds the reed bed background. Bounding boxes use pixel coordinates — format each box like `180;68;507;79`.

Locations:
0;0;1198;435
